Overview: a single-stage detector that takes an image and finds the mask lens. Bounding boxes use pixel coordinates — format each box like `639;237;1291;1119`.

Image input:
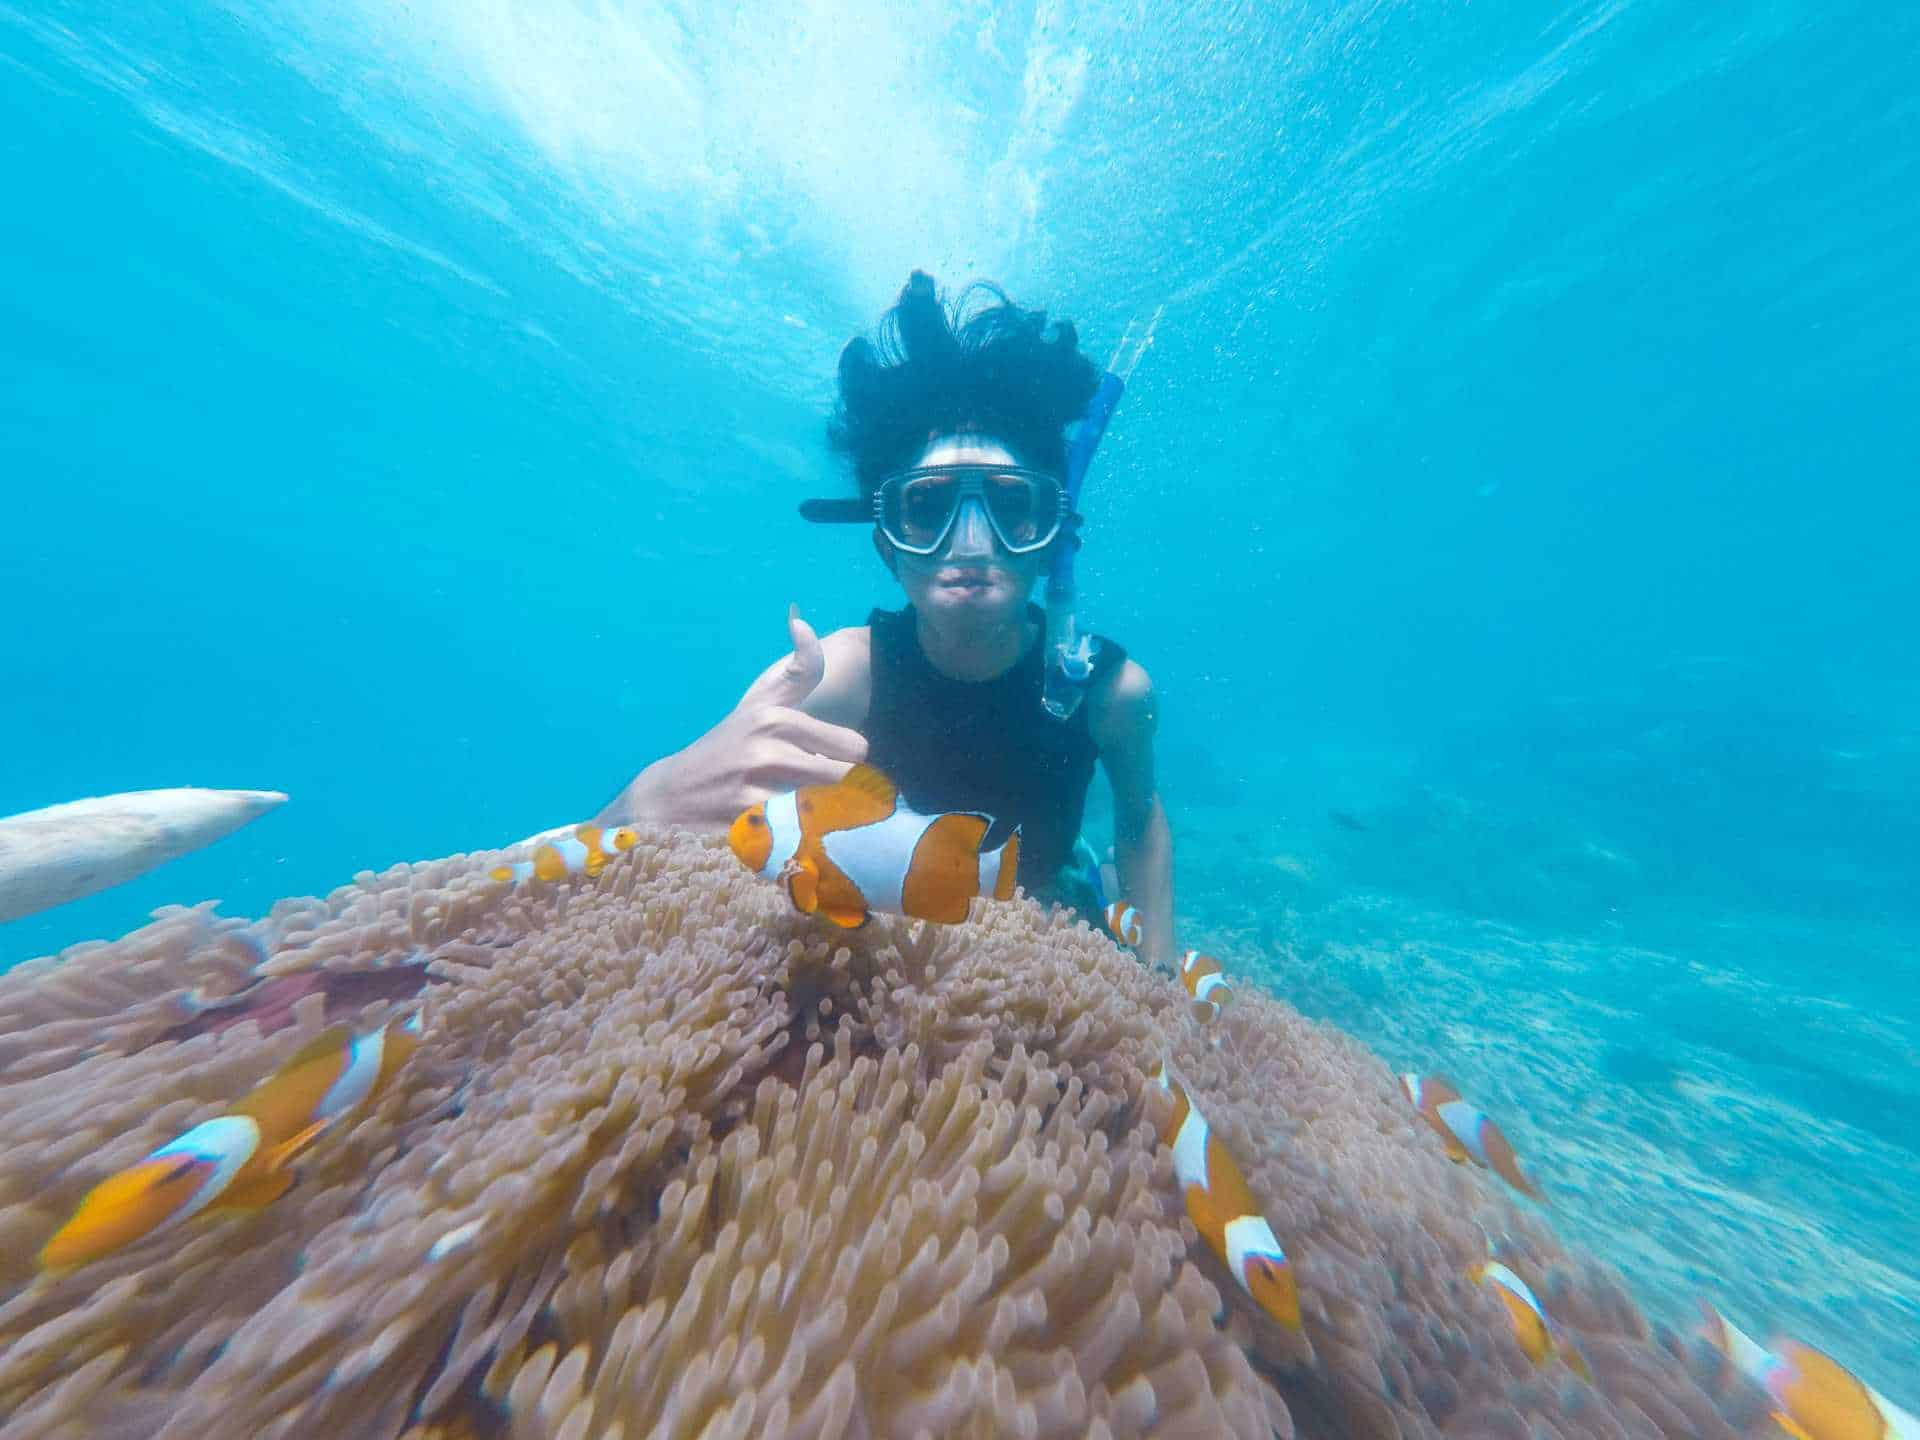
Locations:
878;466;1063;553
984;471;1056;548
890;474;959;548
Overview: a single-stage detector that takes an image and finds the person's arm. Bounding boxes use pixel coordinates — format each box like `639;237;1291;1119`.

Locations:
596;607;869;833
1092;659;1173;970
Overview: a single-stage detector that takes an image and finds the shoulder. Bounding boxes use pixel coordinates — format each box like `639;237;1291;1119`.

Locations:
1089;655;1156;753
820;625;872;682
800;626;872;729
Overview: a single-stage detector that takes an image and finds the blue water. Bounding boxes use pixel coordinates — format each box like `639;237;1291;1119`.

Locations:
4;0;1916;1393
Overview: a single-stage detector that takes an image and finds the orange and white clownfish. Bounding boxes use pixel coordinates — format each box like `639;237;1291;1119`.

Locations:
227;1011;424;1158
728;763;1019;928
1105;901;1143;947
1471;1260;1591;1378
1151;1061;1302;1329
1397;1073;1545;1203
1701;1304;1919;1440
1179;949;1235;1024
490;823;638;885
39;1013;423;1270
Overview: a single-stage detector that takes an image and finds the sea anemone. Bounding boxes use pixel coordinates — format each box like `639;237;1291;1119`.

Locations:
0;830;1767;1438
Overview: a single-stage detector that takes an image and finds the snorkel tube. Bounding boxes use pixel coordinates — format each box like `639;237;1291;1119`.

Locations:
1042;306;1162;721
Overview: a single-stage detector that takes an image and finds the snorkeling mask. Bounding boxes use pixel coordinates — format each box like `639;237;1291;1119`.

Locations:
799;464;1068;558
874;464;1066;556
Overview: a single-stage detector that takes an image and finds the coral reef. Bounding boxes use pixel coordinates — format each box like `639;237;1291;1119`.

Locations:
0;831;1770;1438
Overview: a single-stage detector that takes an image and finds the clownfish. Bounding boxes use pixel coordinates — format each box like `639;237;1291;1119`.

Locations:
728;764;1019;928
40;1014;422;1270
227;1012;424;1155
490;823;638;885
1701;1305;1919;1440
1179;949;1235;1024
1397;1073;1546;1203
1151;1062;1301;1329
1106;901;1143;946
1471;1260;1591;1378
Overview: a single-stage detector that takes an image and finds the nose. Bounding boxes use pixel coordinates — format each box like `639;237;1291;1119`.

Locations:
943;496;997;559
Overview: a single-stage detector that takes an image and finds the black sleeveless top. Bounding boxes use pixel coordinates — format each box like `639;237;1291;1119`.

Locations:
863;605;1126;900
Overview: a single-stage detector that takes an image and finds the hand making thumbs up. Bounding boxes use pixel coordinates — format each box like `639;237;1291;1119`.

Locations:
596;605;869;832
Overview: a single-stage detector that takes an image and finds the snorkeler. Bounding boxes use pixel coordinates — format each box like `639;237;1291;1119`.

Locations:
598;271;1172;967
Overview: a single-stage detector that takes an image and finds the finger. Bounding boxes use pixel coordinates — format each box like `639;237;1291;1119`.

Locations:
753;748;858;793
773;709;870;765
738;603;825;709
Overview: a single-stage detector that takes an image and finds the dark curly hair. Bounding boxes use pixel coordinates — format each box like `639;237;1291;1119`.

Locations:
829;271;1101;496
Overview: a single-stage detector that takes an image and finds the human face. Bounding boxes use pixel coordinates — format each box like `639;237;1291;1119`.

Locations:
883;435;1049;627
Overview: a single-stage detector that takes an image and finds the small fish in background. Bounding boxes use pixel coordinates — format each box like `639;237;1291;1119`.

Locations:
1398;1073;1546;1203
1105;900;1143;946
1470;1259;1590;1378
729;763;1018;927
1152;1061;1301;1329
1700;1304;1919;1440
0;788;286;925
490;823;639;885
1327;809;1369;834
39;1013;423;1270
1179;949;1236;1024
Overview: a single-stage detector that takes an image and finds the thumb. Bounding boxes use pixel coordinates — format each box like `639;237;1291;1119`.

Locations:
742;603;826;709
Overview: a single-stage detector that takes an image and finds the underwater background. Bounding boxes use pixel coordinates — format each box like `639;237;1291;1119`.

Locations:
3;0;1915;1396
